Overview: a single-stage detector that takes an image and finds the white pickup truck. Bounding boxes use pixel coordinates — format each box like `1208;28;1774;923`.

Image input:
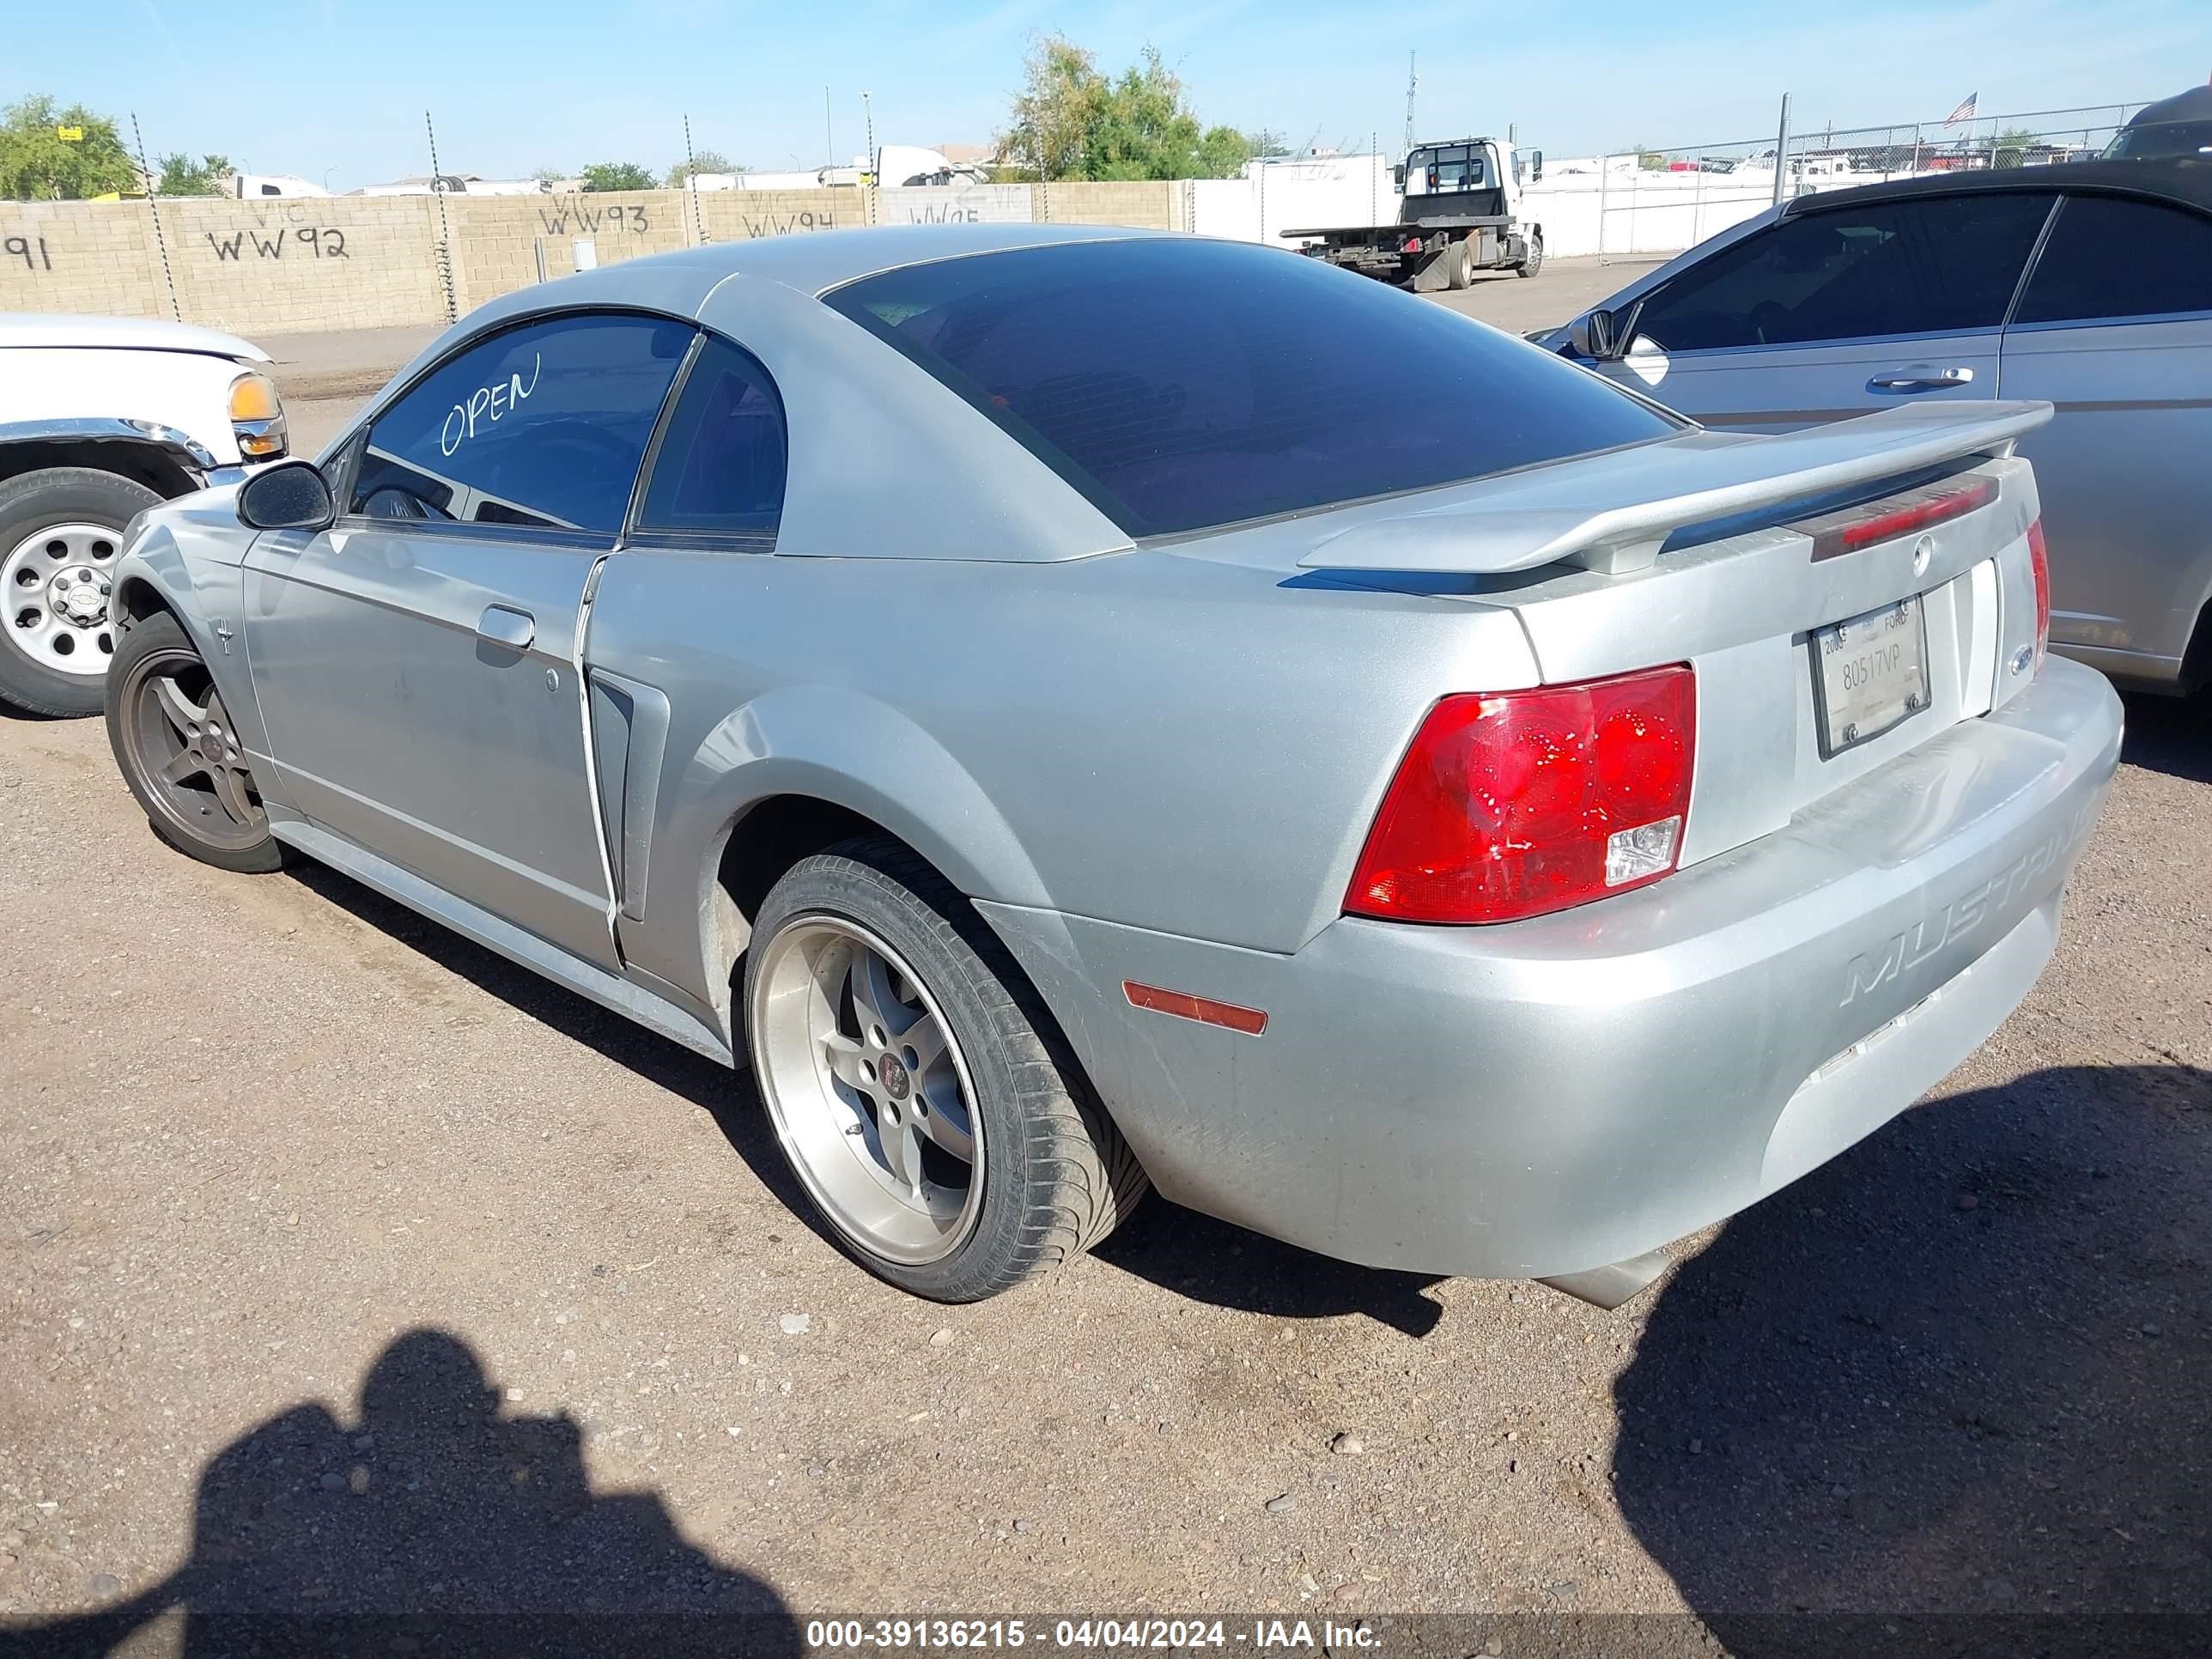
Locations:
1;313;287;715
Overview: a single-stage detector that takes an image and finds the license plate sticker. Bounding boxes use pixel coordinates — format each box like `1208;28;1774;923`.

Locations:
1812;596;1930;757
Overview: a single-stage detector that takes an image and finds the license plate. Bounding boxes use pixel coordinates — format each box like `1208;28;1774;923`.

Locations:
1812;596;1929;757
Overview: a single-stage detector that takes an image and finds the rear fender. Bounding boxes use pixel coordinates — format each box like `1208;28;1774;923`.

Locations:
641;684;1053;1027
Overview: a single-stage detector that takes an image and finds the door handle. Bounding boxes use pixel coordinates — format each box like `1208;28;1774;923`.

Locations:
1868;364;1975;391
476;605;536;651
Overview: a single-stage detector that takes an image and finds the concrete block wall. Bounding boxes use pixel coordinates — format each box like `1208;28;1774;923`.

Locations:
3;177;1188;339
163;196;447;335
1036;180;1178;229
2;200;173;322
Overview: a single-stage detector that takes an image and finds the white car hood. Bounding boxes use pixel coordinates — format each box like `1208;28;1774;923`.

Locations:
0;312;270;362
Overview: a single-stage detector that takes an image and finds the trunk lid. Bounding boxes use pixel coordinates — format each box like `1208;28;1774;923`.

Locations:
1288;400;2054;877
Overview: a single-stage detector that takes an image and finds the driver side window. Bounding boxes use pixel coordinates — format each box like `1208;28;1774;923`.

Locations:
1629;192;2054;354
348;312;695;535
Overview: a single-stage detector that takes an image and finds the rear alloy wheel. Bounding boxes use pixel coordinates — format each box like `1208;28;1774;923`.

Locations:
0;467;161;716
106;611;283;873
745;837;1146;1301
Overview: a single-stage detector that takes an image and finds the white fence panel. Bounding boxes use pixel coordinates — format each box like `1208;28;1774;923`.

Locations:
1190;179;1260;243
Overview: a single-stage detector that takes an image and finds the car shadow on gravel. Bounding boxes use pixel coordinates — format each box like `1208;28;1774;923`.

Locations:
2119;689;2211;785
280;861;832;1238
1093;1206;1449;1336
1611;1062;2211;1657
0;1328;798;1658
283;863;1459;1332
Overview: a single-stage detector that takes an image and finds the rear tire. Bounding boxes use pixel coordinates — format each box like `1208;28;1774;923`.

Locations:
744;836;1147;1301
0;467;161;717
1446;237;1474;289
106;611;283;874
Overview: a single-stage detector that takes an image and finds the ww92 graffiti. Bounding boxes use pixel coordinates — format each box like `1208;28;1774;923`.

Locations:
205;227;350;261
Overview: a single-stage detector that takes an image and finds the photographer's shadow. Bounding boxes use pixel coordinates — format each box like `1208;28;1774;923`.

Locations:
4;1328;797;1658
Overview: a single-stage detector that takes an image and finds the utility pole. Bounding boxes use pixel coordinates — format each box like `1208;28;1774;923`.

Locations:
824;87;834;170
1403;51;1417;154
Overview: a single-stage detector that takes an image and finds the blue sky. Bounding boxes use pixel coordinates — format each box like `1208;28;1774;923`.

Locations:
9;0;2208;187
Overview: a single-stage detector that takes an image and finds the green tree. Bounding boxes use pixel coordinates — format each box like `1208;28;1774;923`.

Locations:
1990;125;2041;167
529;164;570;183
998;35;1262;180
155;151;234;197
579;161;655;192
0;94;137;199
665;149;738;185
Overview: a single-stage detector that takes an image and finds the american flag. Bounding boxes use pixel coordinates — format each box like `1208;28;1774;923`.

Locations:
1944;92;1978;126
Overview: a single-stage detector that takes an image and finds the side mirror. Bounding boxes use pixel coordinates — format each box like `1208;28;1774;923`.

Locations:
1392;164;1405;189
237;460;336;532
1566;311;1613;359
1528;149;1544;181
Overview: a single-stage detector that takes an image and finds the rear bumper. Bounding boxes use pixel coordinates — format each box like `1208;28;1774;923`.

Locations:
981;657;2124;1279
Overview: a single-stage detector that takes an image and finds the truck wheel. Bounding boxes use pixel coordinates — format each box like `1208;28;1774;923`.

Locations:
0;467;161;717
744;836;1148;1301
1516;231;1545;278
1447;238;1475;289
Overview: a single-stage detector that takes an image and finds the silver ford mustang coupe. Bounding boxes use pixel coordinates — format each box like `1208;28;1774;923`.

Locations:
103;224;2121;1307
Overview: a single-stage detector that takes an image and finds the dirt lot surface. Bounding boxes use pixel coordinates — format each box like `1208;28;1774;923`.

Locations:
2;257;2208;1654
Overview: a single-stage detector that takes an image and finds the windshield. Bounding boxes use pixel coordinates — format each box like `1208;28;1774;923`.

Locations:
2102;122;2212;160
825;238;1677;538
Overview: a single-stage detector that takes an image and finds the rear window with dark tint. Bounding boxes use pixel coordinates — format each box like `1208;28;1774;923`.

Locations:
823;238;1677;538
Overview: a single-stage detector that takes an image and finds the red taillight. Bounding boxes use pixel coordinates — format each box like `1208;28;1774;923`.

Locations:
1805;476;1997;562
1346;665;1697;926
2027;519;2051;666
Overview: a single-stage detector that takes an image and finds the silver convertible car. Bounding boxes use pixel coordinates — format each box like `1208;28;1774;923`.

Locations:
103;225;2121;1307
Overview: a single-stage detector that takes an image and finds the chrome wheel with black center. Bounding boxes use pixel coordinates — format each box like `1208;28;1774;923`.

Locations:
751;915;986;1267
743;838;1148;1301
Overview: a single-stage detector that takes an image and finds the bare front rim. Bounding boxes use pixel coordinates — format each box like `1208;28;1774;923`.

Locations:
3;522;119;677
750;916;984;1266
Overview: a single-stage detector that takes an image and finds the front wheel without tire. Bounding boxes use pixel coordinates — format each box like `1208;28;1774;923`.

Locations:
0;467;161;716
106;611;283;872
744;837;1147;1301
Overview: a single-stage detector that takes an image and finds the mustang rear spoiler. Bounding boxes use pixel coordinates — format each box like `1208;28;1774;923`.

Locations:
1301;401;2052;577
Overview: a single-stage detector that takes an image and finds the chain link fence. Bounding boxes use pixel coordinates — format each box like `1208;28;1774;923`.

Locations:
1586;100;2153;264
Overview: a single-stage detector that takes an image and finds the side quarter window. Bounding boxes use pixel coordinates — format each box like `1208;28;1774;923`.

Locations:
2012;194;2212;325
1631;193;2054;353
349;312;695;535
635;335;788;545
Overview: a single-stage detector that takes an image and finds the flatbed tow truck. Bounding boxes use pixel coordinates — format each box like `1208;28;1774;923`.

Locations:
1285;137;1545;291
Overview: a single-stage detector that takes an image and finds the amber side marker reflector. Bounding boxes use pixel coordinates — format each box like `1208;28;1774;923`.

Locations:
1122;981;1268;1036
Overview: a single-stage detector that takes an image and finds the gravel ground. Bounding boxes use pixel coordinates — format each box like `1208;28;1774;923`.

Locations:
1;258;2207;1653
